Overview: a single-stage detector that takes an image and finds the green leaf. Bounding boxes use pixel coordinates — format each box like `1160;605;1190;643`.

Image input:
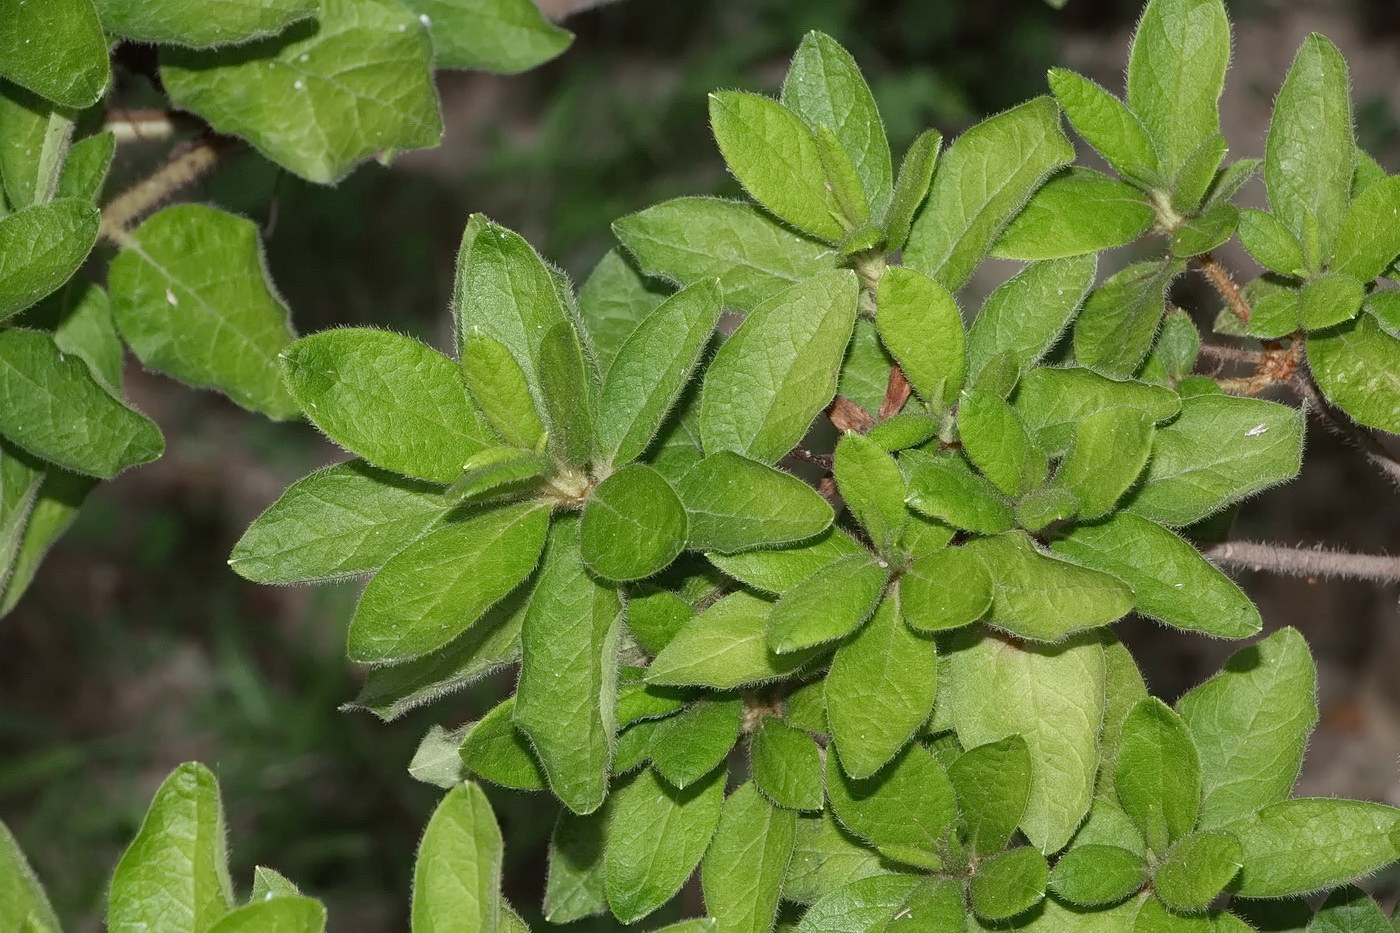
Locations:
751;717;824;812
1170;132;1229;215
1335;176;1400;282
1171;203;1239;258
1074;260;1183;378
606;767;725;924
612;198;836;313
784;681;827;735
1053;513;1262;638
281;328;495;483
794;875;923;932
616;667;691;726
649;695;742;789
409;724;469;790
0;328;163;478
958;389;1046;497
700;270;858;464
1300;272;1365;331
0;819;59;933
1307;313;1400;433
1310;886;1391;933
969;532;1132;641
399;0;572;73
813;124;870;230
1125;0;1230;176
1125;394;1304;526
348;501;546;663
827;743;959;861
1176;628;1318;830
230;459;455;584
447;447;550;504
902;451;1013;535
1230;798;1400;897
162;0;444;184
993;168;1154;260
249;866;302;901
826;591;938;779
1014;367;1181;456
905;97;1074;292
1048;68;1160;186
838;317;894;419
0;466;94;616
1050;844;1147;906
647;591;816;690
411;782;503;933
1015;486;1079;533
1052;408;1153;520
966;256;1098;382
782;31;892;219
597;279;722;466
882;878;965;932
1264;34;1354;265
708;91;845;242
1140;309;1201;386
109;204;298;418
0;0;108;107
577;249;667;372
900;546;992;633
676;451;833;553
784;812;891;906
948;736;1032;856
875;266;965;410
0;445;44;599
702;782;798;933
537;318;595;465
1116;698;1201;854
459;329;546;451
1239;210;1309;277
970;847;1049;921
625;588;695;656
581;463;686;581
767;554;888;654
346;593;526;720
1367;291;1400;338
56;129;115;202
545;808;608;924
0;82;74;211
108;763;233;933
0;199;100;321
866;413;938;452
710;528;865;597
42;279;123;395
514;516;621;815
206;898;325;933
945;629;1106;852
459;696;547;792
883;129;942;252
1205;158;1262;211
93;0;316;47
1153;830;1242;913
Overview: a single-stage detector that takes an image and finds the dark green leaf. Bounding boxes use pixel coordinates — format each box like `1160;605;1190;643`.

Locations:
902;450;1013;535
401;0;572;73
966;256;1097;382
793;875;923;932
1300;272;1365;331
1073;260;1183;378
1013;366;1180;456
446;447;551;504
899;546;992;633
625;588;695;656
751;717;824;811
1171;203;1239;258
581;463;687;581
576;249;667;372
459;696;548;791
1309;886;1390;933
536;319;594;465
883;129;942;252
649;695;742;789
1307;313;1400;433
544;808;608;924
993;168;1154;260
1335;176;1400;282
92;0;316;47
767;554;889;654
647;592;817;690
0;199;100;321
56;130;114;202
0;467;94;616
970;847;1048;921
949;736;1032;856
0;0;108;107
875;266;965;410
676;451;833;553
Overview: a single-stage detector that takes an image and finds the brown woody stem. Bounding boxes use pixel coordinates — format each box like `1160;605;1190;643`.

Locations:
1205;540;1400;584
1196;252;1252;324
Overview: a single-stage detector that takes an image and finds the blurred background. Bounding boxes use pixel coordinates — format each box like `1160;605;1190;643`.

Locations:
3;0;1399;928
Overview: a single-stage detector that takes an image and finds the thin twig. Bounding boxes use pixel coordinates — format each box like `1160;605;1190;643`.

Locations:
103;109;194;144
1198;343;1264;365
1196;252;1252;324
788;449;834;470
1290;372;1400;486
1205;540;1400;584
99;134;238;242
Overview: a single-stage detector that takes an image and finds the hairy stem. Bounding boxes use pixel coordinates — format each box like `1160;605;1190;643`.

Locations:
1196;252;1252;324
99;135;237;243
1290;372;1400;486
1205;540;1400;584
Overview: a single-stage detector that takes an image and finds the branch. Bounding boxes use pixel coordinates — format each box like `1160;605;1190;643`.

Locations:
99;135;237;243
1290;372;1400;487
1205;540;1400;584
1195;252;1252;324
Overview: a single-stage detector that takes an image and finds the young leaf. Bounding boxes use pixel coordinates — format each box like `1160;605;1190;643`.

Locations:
867;412;939;451
1140;308;1201;386
45;279;123;393
708;90;846;242
700;269;858;464
447;447;551;504
1048;68;1160;186
0;819;59;933
544;808;608;924
1230;798;1400;897
966;255;1098;382
945;629;1106;853
904;97;1074;292
347;502;548;663
1053;513;1262;638
1176;628;1318;830
782;31;893;218
281;328;494;484
581;463;687;581
536;319;595;465
577;249;667;372
1307;313;1400;434
460;329;547;450
766;554;888;654
1170;132;1229;215
1073;259;1183;378
1116;698;1202;855
411;782;503;933
750;717;824;811
1264;34;1354;265
612;198;836;312
230;459;456;584
605;767;725;924
1124;393;1304;526
958;389;1046;497
899;546;993;633
813;124;871;229
965;533;1132;641
1013;366;1180;456
826;743;959;862
902;451;1014;535
400;0;572;73
596;279;722;466
0;328;163;478
648;695;743;789
1052;407;1153;519
948;735;1032;857
1015;486;1079;533
249;865;302;901
702;782;797;933
992;168;1155;260
56;129;115;202
1238;209;1309;277
0;0;109;107
883;129;942;252
107;763;234;933
514;516;621;815
970;847;1049;921
204;898;326;933
1153;830;1242;913
1125;0;1230;176
875;266;965;410
676;451;833;553
162;0;443;184
707;525;865;595
826;592;938;779
1171;203;1239;258
459;696;548;792
1334;176;1400;282
409;724;469;790
0;199;101;321
1049;844;1147;907
647;592;817;690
